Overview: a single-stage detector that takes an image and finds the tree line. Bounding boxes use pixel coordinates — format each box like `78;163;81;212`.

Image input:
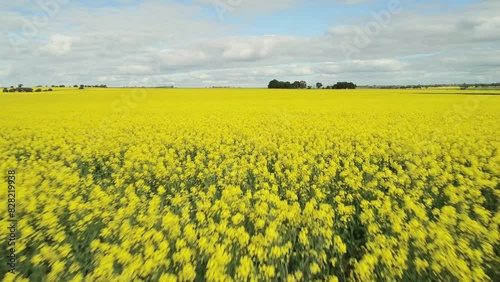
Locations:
325;82;357;89
268;79;356;89
365;82;500;89
2;83;108;93
268;79;308;89
2;84;50;93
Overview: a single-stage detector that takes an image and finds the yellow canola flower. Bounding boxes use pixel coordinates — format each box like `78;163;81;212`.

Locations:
1;88;499;281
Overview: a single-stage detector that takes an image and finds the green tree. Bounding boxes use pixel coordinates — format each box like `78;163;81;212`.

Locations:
268;79;280;89
331;82;356;89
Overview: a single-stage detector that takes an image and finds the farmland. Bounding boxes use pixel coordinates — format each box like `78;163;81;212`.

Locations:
1;88;499;281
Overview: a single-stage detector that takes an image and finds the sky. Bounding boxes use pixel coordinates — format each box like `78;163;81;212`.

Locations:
0;0;498;87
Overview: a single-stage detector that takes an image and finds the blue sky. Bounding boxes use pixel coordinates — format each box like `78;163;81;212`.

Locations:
0;0;498;87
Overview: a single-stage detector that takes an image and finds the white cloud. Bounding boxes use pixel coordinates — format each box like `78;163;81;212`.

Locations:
157;49;211;68
0;65;13;77
117;65;153;75
221;36;281;61
0;0;498;87
40;34;75;56
193;0;302;18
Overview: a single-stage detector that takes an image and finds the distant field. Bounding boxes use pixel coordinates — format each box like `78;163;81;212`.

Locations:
1;88;499;281
469;87;500;91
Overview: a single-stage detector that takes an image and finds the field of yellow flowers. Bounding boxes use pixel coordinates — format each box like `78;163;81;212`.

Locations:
1;88;499;281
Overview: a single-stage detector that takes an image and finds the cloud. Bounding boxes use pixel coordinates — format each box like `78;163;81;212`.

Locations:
0;0;498;87
40;34;75;56
193;0;302;18
117;65;154;75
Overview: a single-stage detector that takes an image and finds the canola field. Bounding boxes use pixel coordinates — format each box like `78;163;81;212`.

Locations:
1;88;499;281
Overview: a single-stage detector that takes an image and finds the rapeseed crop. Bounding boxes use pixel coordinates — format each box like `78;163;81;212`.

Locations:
1;88;499;281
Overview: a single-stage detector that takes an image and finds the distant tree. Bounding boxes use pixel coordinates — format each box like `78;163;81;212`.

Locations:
307;86;312;89
9;89;16;92
79;85;84;90
268;79;280;89
2;88;8;93
74;85;78;87
48;88;53;91
15;87;34;92
268;79;309;89
59;85;65;88
316;82;323;89
331;82;356;89
18;84;23;88
35;89;42;92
